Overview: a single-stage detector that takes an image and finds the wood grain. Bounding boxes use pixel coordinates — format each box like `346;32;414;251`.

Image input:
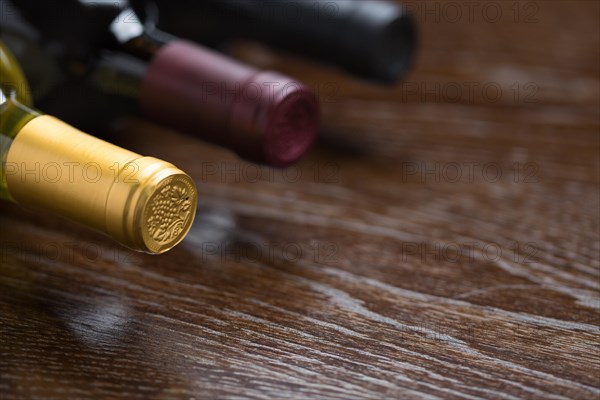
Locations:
1;1;599;398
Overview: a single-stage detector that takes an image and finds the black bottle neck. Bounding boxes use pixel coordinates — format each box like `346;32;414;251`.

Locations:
8;0;172;64
118;28;172;62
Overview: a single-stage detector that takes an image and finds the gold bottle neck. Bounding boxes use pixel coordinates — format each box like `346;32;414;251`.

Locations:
5;115;197;253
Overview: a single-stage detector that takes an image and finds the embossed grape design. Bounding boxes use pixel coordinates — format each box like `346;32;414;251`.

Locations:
146;183;192;244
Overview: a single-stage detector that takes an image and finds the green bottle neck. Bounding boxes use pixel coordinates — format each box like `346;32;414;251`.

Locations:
0;94;41;201
1;94;41;140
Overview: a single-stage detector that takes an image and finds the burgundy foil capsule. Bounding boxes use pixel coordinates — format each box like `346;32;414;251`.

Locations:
140;41;320;167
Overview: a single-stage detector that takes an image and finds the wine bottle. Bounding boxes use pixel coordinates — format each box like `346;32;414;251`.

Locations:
9;0;320;167
0;41;197;254
129;0;417;83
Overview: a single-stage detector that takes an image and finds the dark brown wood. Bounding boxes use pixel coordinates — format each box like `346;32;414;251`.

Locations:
1;1;599;398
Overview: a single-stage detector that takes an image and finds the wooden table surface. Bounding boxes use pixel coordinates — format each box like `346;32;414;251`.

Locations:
1;1;599;398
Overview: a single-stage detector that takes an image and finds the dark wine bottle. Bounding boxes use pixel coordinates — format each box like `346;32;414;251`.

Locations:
7;0;320;167
129;0;417;83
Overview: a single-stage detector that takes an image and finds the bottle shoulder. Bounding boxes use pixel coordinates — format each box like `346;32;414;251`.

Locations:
0;94;40;140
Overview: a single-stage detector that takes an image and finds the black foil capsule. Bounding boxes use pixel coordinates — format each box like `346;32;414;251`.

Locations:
131;0;417;83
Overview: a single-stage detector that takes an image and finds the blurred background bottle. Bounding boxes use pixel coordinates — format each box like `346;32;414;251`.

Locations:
4;0;320;167
129;0;417;83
